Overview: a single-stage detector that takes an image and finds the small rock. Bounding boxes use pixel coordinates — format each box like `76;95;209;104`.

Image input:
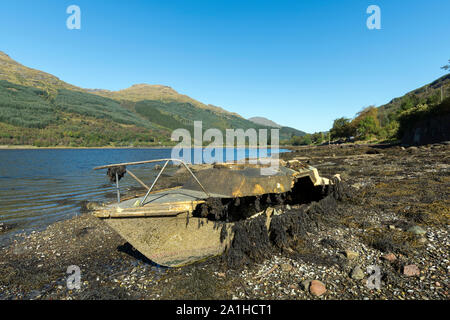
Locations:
403;264;420;277
279;263;293;272
381;253;397;263
418;237;427;244
301;280;311;291
351;265;365;280
345;250;359;260
309;280;326;296
407;226;426;236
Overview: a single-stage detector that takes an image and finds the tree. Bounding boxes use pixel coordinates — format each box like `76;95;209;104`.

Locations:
330;117;355;139
352;106;381;139
354;106;380;126
290;134;312;146
441;59;450;72
357;116;379;139
311;132;324;144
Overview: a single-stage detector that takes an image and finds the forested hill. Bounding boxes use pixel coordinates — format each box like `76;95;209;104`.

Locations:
0;52;305;147
323;73;450;145
378;73;450;126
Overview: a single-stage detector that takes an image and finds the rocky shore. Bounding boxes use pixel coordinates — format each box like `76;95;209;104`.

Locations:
0;143;448;300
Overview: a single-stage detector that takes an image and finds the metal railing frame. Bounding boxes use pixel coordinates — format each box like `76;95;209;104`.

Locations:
94;159;210;206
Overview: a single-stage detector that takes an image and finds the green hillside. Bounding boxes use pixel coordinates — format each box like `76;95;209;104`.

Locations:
378;74;450;126
327;73;450;143
279;126;307;139
284;72;450;146
0;51;306;147
0;80;56;129
248;116;307;139
0;52;80;94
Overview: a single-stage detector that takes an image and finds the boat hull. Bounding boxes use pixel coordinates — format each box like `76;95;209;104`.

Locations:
102;213;233;267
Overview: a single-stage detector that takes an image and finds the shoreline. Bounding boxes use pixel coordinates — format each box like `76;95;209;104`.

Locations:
0;145;292;150
0;145;174;150
1;143;448;300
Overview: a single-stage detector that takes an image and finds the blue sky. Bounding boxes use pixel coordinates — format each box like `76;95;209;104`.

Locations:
0;0;449;133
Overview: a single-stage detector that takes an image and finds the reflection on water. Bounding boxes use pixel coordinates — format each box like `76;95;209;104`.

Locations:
0;148;287;243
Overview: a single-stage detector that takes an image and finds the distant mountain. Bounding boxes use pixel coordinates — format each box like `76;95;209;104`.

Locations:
0;51;306;147
248;116;281;128
0;51;81;93
87;84;240;116
278;126;307;139
249;116;307;139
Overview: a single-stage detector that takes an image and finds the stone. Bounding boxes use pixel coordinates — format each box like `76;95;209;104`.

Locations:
280;263;293;272
418;237;427;244
301;280;311;291
309;280;326;296
351;265;365;280
407;225;426;236
345;250;359;260
403;264;420;277
381;253;397;263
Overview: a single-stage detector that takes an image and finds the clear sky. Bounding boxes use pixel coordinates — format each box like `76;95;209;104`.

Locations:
0;0;449;133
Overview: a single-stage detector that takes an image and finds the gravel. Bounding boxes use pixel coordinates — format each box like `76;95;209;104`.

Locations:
0;143;448;300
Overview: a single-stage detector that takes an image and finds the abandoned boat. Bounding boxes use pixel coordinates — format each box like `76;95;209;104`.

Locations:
92;158;337;267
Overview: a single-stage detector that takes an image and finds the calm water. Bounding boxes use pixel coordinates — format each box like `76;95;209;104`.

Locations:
0;148;287;243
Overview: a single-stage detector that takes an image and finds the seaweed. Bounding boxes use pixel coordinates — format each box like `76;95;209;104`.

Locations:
220;181;347;268
223;217;273;268
107;165;127;183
